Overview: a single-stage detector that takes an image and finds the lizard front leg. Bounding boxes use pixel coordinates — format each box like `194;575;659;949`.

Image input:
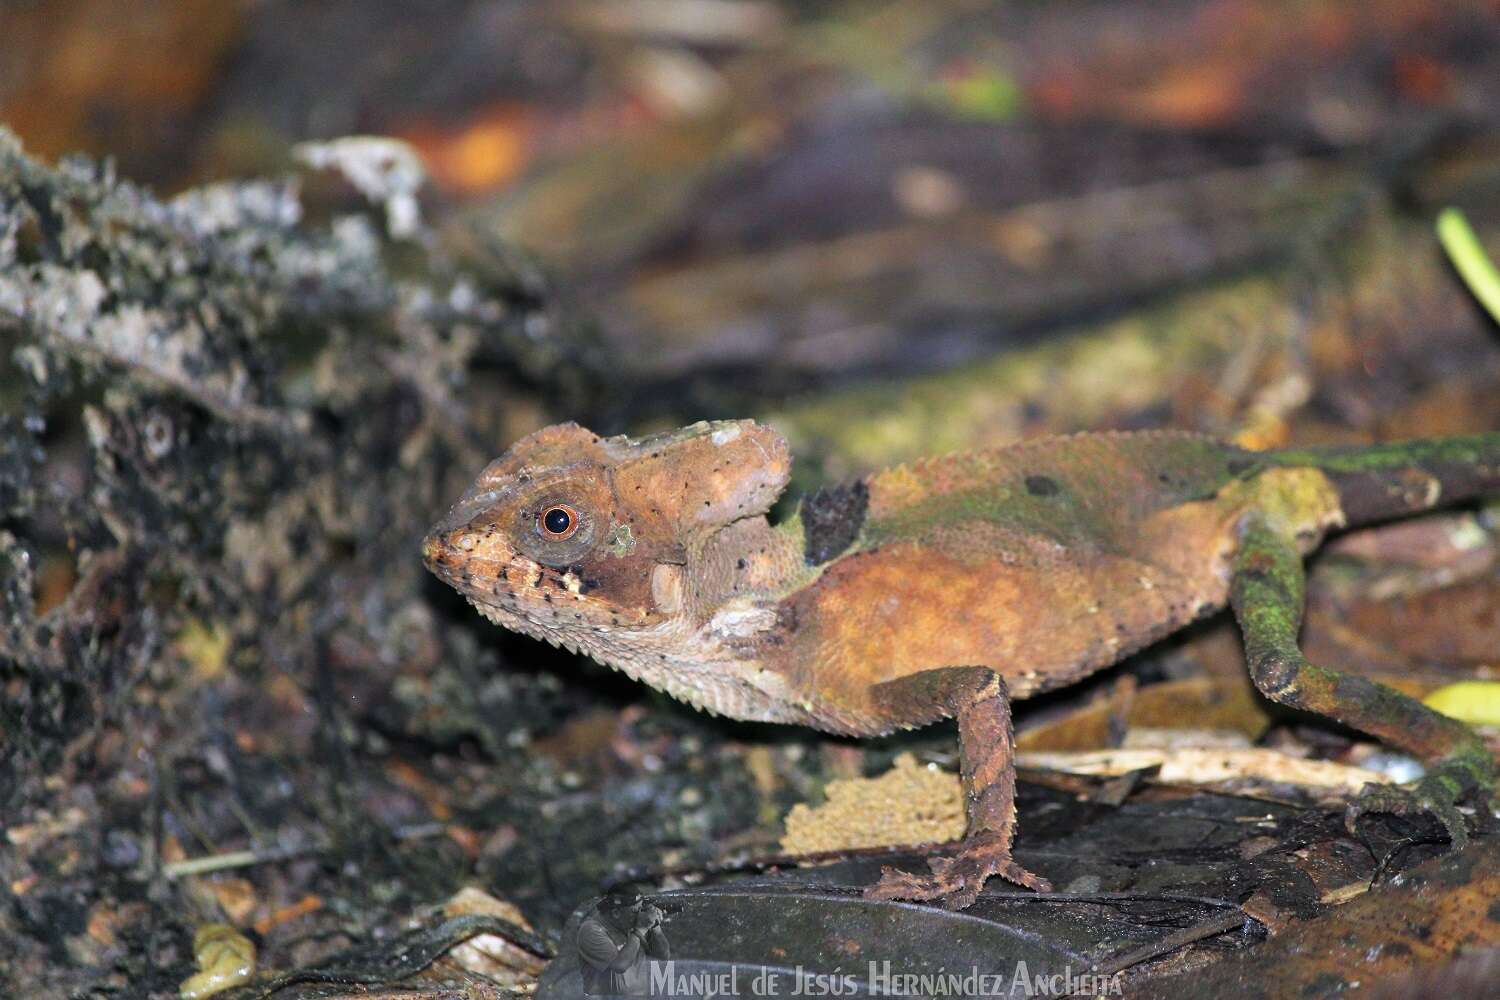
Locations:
864;666;1052;909
1230;517;1496;847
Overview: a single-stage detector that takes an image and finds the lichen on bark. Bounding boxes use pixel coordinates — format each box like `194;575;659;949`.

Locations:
0;128;614;995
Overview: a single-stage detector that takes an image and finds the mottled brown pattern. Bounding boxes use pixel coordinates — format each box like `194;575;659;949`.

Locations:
867;668;1046;907
775;497;1246;732
424;419;1496;908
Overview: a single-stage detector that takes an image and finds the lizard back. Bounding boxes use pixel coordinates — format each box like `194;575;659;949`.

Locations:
775;431;1272;731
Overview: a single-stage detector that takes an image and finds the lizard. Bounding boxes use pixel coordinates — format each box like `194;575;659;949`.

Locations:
422;420;1500;909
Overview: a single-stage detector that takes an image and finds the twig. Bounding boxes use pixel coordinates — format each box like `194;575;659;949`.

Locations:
162;822;446;879
603;838;962;892
1437;207;1500;324
1094;909;1249;975
163;841;325;879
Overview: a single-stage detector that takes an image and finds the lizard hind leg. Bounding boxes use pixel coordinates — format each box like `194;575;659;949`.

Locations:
863;667;1052;910
1230;517;1497;849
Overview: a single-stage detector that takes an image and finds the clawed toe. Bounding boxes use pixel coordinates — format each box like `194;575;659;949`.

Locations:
866;864;949;903
863;838;1050;909
1345;753;1496;849
995;858;1052;894
1345;781;1465;847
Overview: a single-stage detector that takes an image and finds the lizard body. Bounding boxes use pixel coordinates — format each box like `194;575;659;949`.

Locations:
424;421;1500;908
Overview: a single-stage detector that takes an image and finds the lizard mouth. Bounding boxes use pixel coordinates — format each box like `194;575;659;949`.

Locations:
420;529;455;580
421;535;470;602
423;533;544;638
421;482;510;585
421;522;506;595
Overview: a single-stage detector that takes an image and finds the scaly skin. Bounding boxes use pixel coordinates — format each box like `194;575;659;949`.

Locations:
423;421;1500;908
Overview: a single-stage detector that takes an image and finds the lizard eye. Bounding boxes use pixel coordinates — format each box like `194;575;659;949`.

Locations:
539;504;579;540
515;489;601;567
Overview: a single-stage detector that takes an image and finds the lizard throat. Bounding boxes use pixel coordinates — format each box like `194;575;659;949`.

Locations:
461;594;809;725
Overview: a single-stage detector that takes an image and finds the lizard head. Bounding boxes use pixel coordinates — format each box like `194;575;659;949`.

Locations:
422;420;791;653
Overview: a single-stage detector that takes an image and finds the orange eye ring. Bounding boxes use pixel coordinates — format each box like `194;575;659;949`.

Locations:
538;503;580;540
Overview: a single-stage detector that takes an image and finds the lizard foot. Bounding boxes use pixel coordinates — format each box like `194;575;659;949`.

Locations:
1345;750;1497;849
864;833;1051;910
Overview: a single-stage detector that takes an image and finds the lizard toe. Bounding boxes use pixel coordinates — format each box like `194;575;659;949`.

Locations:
1345;782;1468;848
1344;753;1495;849
863;837;1050;908
865;864;953;903
999;859;1053;894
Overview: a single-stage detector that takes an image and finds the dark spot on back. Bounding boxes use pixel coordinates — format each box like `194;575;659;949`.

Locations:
1024;474;1060;497
1227;458;1254;476
801;479;869;565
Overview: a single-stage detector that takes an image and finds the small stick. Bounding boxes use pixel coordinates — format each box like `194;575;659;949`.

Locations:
1437;208;1500;324
163;842;321;879
1094;909;1248;975
603;839;964;892
162;823;444;879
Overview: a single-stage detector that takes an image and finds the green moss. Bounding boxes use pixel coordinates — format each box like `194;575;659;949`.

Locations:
767;272;1297;486
861;478;1110;552
1268;433;1500;473
605;522;636;558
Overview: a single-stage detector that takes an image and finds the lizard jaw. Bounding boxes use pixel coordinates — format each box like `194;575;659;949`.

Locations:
461;591;812;725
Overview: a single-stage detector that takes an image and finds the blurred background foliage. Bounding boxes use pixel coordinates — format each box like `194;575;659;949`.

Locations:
3;2;1500;997
7;0;1500;420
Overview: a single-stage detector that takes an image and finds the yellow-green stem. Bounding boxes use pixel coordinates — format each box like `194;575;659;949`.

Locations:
1437;207;1500;324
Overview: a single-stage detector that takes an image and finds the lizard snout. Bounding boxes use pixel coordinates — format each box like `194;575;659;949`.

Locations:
421;518;499;566
421;523;510;593
423;487;507;572
420;529;450;571
422;485;524;596
433;487;504;536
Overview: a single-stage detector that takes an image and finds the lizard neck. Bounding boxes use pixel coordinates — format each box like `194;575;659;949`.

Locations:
578;514;818;726
683;514;817;619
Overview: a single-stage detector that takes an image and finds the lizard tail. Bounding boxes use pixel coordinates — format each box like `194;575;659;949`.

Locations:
1267;432;1500;529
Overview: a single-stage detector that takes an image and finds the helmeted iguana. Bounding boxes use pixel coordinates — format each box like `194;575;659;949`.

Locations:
424;421;1499;909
